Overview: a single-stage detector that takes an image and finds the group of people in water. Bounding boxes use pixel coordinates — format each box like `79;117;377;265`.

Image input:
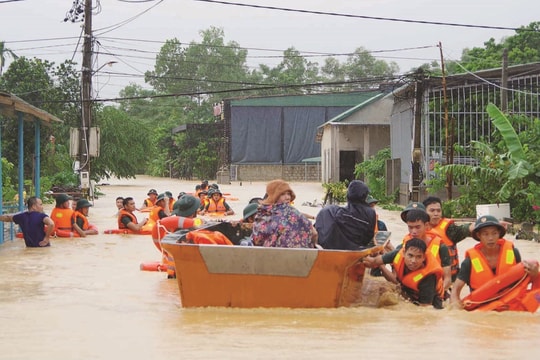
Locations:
1;178;539;312
0;194;98;246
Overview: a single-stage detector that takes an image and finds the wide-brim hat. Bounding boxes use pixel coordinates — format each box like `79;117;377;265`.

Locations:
147;189;158;195
400;202;426;222
172;195;200;217
472;215;506;241
76;199;93;210
55;193;72;206
243;203;259;220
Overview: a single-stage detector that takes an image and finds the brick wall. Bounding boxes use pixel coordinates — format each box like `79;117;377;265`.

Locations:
235;164;321;182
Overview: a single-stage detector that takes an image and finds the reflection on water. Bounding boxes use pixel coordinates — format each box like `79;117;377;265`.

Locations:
0;177;539;359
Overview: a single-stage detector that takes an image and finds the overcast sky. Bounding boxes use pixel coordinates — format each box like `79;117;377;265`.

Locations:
2;0;539;99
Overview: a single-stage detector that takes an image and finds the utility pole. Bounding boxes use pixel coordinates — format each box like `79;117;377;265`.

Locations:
80;0;93;199
501;48;508;112
411;68;424;202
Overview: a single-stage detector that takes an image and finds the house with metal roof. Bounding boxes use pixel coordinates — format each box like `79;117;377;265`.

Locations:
389;62;540;204
220;90;388;182
316;91;393;183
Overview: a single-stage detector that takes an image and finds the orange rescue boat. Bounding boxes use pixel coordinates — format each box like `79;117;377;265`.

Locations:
161;240;383;308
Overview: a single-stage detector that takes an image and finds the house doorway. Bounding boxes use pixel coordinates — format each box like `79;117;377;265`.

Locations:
339;151;357;182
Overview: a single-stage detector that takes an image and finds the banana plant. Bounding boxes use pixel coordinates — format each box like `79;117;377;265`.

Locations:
436;103;539;220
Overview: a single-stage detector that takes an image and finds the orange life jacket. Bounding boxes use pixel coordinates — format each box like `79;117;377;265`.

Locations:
185;229;233;245
50;207;74;230
402;230;443;264
463;262;540;312
117;209;138;229
151;216;206;278
430;218;460;276
393;248;445;300
206;198;226;213
72;210;89;230
143;197;156;208
149;205;166;223
465;239;516;291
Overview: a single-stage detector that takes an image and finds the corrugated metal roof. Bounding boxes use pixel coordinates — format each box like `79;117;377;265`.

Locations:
0;91;63;124
229;90;384;107
317;92;387;129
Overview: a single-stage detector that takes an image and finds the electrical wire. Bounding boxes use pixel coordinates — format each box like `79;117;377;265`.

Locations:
193;0;535;32
92;0;164;36
449;59;540;96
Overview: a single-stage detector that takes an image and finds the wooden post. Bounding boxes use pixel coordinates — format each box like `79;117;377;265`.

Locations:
439;42;452;200
501;48;508;112
411;69;424;201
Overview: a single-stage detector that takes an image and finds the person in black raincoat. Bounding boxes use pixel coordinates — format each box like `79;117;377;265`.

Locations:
314;180;376;250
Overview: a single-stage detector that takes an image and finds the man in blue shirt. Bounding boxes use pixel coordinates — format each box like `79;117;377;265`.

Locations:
0;196;54;247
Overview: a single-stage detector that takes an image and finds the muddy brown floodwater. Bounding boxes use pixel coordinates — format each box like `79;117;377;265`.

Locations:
0;176;539;359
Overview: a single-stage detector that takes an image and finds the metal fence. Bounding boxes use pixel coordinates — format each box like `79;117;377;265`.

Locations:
423;72;540;179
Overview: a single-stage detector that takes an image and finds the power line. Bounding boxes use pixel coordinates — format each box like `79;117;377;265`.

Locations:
92;0;164;35
193;0;534;32
31;75;401;104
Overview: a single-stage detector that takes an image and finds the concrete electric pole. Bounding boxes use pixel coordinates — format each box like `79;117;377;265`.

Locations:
80;0;93;198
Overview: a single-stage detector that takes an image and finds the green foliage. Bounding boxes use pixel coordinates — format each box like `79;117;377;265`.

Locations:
321;47;399;91
0;41;18;75
145;27;252;102
450;21;540;73
1;157;16;201
91;106;151;180
0;57;81;191
354;148;395;202
164;124;221;180
433;104;540;221
322;181;348;204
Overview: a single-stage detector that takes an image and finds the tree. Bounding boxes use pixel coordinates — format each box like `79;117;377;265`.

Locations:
0;57;78;178
91;106;151;179
320;47;399;91
255;47;321;95
0;41;18;75
145;27;252;102
452;21;540;73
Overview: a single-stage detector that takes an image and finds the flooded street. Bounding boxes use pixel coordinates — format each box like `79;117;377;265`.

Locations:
0;176;539;359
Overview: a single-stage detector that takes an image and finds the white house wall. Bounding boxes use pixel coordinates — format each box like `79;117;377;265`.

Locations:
320;98;393;183
320;125;334;183
390;100;414;188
